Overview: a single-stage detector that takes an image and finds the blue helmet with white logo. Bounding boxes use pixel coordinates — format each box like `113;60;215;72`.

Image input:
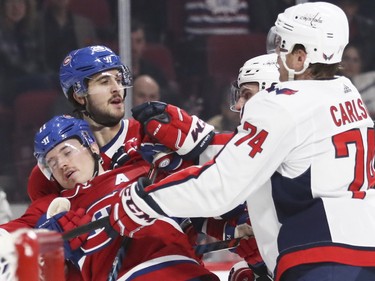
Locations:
59;45;132;99
34;115;96;179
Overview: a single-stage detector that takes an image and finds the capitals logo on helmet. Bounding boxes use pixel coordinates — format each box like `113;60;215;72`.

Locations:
59;45;133;99
34;115;96;180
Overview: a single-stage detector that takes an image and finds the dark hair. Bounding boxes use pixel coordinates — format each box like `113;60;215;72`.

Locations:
308;63;340;79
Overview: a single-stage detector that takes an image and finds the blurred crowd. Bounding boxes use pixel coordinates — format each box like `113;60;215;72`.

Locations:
1;0;375;202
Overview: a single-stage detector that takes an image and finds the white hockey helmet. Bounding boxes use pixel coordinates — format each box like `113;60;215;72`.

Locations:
237;53;279;89
230;53;279;112
268;2;349;65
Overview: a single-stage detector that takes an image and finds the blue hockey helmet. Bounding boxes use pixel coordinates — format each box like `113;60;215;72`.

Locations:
34;115;96;180
59;45;133;98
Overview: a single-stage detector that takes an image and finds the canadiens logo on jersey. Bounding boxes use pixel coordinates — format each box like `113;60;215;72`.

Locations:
275;87;298;95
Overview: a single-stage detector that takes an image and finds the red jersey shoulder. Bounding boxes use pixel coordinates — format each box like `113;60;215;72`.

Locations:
126;118;142;140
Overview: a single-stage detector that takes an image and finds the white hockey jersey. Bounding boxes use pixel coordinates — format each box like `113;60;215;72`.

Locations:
135;76;375;280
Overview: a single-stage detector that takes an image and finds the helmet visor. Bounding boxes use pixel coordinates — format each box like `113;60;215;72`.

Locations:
230;81;240;112
37;141;86;180
266;26;282;54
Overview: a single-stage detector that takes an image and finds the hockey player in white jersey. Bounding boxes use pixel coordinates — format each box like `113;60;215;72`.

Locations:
230;53;279;113
108;2;375;281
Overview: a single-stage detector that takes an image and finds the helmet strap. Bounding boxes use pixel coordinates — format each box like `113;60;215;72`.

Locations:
280;52;310;81
91;152;102;178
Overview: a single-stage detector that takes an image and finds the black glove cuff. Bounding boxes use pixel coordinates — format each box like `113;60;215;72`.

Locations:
132;101;167;123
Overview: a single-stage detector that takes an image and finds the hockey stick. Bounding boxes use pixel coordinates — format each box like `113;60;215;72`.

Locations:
62;216;110;241
62;216;242;255
194;237;241;255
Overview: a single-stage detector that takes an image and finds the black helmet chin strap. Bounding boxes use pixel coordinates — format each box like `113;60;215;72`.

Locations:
91;152;102;178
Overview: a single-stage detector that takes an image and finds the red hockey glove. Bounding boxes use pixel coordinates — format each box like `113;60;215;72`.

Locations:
235;236;263;265
110;137;140;169
132;101;215;160
228;261;255;281
36;208;92;259
224;211;253;241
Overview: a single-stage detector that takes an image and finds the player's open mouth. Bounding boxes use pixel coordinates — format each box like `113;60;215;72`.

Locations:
110;97;123;104
65;170;74;179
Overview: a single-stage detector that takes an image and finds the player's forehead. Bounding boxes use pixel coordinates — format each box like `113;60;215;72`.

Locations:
45;138;81;159
240;82;259;91
89;69;120;81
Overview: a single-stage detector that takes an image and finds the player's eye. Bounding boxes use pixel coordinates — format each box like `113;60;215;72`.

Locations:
63;149;72;157
100;77;111;85
239;88;252;101
47;159;58;170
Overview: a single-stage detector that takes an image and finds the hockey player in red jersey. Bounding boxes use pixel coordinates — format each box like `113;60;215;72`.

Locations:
32;115;221;281
26;45;145;201
0;45;221;280
27;44;222;202
1;46;153;234
106;2;375;281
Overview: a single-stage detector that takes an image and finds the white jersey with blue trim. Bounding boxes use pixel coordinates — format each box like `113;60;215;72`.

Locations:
140;76;375;279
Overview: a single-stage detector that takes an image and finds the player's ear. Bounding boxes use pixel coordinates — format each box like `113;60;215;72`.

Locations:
73;92;85;106
293;49;307;72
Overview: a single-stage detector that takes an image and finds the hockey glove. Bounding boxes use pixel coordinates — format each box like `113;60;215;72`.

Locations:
109;179;176;239
235;236;263;265
224;212;253;241
36;208;92;260
228;261;255;281
140;142;183;172
110;137;140;169
132;101;215;160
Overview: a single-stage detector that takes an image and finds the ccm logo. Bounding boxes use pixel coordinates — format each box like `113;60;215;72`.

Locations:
124;188;154;224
